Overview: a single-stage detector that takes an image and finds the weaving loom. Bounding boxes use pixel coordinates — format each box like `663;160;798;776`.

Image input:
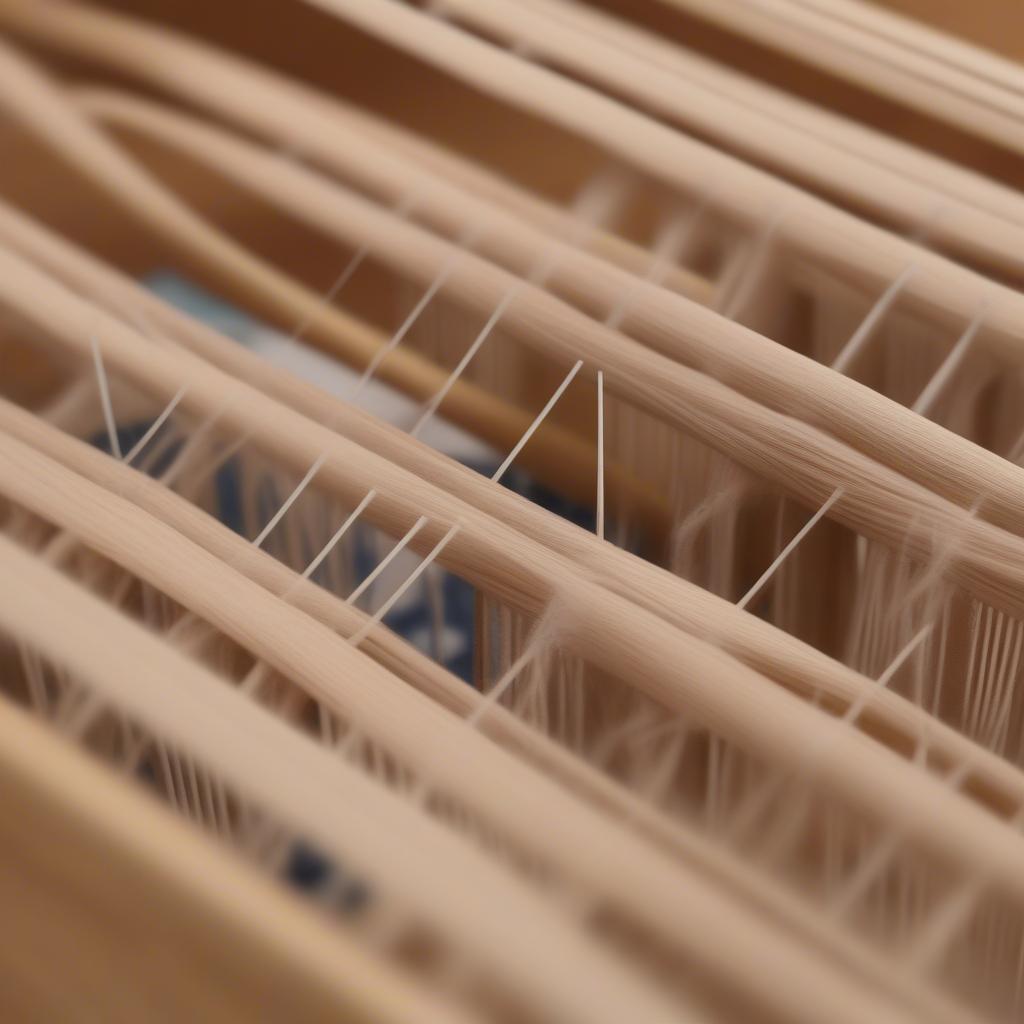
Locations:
2;1;1024;1021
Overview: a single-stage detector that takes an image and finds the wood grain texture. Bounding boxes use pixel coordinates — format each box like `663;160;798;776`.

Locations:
0;697;455;1024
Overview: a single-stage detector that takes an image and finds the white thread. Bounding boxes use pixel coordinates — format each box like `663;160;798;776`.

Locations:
347;516;428;605
353;226;479;398
734;266;919;612
252;453;327;549
492;360;583;482
291;190;421;344
737;489;843;610
349;522;460;647
410;286;521;436
831;264;917;375
604;208;695;330
842;623;933;725
124;386;187;465
410;172;623;437
727;624;932;843
908;805;1024;973
828;761;970;920
90;336;122;459
912;306;986;415
720;208;787;321
466;642;540;728
300;489;377;582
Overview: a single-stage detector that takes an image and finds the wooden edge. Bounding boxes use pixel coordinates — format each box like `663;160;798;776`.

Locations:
0;694;465;1024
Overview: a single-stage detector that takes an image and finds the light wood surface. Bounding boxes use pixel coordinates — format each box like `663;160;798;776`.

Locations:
0;696;457;1024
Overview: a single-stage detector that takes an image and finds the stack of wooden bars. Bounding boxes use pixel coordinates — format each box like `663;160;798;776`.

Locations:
2;1;1024;1021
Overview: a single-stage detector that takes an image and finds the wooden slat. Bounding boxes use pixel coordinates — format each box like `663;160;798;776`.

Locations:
0;696;461;1024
